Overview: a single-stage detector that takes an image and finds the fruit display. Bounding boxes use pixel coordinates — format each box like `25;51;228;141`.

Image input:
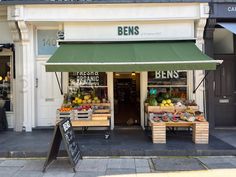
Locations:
57;90;111;122
150;108;206;123
171;117;179;122
58;107;73;112
148;97;158;106
153;116;161;122
160;99;174;107
162;115;169;122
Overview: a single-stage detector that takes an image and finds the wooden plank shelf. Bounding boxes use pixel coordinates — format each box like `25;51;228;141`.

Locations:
149;119;209;144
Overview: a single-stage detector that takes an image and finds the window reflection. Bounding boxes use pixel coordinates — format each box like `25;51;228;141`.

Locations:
0;56;12;111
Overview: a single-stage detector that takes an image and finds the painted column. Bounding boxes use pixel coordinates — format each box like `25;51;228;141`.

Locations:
8;5;35;131
107;72;114;130
195;17;208;113
140;72;147;130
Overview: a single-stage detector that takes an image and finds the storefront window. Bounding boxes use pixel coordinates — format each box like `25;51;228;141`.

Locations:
148;71;188;101
68;72;108;99
0;56;12;111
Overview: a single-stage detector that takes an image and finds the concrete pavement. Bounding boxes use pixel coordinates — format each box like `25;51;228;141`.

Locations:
0;156;236;177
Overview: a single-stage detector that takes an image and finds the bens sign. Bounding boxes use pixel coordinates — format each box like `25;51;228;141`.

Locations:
118;26;139;36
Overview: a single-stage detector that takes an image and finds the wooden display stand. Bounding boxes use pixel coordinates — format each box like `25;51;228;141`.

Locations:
57;103;111;139
149;119;209;144
71;103;111;128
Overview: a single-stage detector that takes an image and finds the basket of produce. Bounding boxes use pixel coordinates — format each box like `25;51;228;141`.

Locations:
194;111;206;122
56;107;74;120
73;105;92;120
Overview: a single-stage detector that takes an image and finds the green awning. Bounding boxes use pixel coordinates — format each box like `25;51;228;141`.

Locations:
45;41;222;72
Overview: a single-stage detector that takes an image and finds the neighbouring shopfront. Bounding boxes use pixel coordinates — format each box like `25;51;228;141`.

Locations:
0;13;15;129
0;1;221;132
205;2;236;129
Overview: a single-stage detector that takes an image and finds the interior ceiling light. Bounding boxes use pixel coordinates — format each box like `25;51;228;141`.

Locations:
131;72;136;76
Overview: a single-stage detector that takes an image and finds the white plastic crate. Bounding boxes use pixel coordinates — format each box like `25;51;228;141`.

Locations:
73;109;92;120
56;109;74;121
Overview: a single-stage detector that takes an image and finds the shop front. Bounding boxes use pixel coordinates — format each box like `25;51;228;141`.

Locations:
0;8;15;130
205;2;236;129
2;2;221;132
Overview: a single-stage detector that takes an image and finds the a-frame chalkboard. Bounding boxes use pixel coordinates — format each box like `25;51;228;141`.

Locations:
43;118;82;172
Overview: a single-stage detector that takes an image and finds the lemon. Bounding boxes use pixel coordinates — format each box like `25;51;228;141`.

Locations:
167;99;172;104
160;103;165;107
162;100;167;104
169;103;174;106
165;104;169;107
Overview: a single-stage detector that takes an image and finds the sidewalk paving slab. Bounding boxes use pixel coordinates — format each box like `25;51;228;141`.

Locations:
21;160;45;171
197;156;236;169
76;159;108;172
105;168;136;175
136;167;151;173
41;171;75;177
0;166;22;177
107;158;135;169
0;159;28;167
74;171;106;177
13;170;44;177
152;157;206;172
135;159;149;168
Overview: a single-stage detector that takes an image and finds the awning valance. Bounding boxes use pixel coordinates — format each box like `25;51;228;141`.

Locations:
45;41;222;72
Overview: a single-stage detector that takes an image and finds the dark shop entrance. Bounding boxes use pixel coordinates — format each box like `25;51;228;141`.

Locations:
114;72;140;126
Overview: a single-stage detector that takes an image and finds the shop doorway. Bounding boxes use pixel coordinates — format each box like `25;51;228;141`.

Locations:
36;60;63;127
207;27;236;128
114;72;140;126
213;55;236;127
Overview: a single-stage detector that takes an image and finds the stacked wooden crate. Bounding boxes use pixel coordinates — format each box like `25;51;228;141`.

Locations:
192;122;209;144
149;121;166;144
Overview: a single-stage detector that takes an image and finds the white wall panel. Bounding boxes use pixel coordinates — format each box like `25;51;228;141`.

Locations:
0;22;13;43
23;4;200;22
64;21;194;41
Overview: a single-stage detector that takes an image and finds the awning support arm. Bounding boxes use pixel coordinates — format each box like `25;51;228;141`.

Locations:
55;72;63;95
193;71;209;94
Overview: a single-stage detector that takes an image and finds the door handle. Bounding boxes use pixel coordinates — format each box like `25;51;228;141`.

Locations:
35;78;38;88
213;81;215;92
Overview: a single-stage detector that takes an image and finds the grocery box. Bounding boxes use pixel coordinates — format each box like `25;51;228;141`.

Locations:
187;106;199;111
56;110;74;121
175;105;187;112
145;106;161;113
160;106;175;113
74;109;92;120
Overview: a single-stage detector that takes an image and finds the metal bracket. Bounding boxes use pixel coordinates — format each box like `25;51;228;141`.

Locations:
55;72;63;95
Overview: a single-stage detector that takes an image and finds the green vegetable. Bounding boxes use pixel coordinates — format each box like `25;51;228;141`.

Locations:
149;97;158;106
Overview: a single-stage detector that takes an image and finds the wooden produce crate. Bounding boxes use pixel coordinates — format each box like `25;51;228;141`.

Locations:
145;105;161;113
91;114;108;121
160;106;175;113
175;105;187;112
73;110;92;120
56;110;74;121
187;106;199;111
93;109;110;113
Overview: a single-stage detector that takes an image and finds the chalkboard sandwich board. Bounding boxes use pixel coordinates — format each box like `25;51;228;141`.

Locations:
43;118;82;172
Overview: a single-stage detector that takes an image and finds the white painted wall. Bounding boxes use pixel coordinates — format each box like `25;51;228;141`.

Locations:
22;4;201;22
0;22;13;43
64;21;194;41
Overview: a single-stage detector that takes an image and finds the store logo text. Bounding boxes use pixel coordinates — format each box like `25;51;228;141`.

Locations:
118;26;139;36
228;6;236;12
155;71;179;79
